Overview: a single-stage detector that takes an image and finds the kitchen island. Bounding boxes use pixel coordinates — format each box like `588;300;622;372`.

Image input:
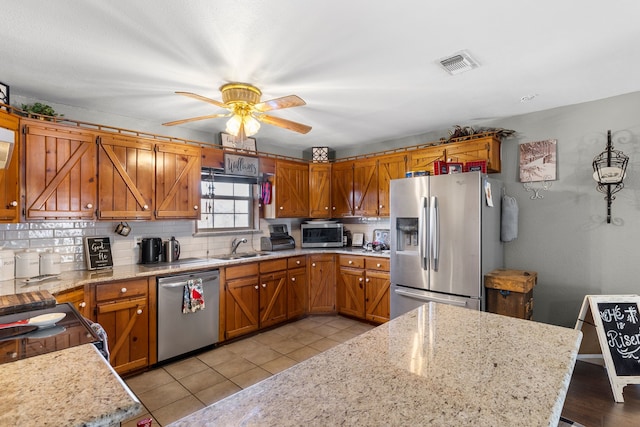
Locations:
170;303;582;427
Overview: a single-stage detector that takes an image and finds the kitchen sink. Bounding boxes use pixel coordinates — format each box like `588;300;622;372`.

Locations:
211;252;270;261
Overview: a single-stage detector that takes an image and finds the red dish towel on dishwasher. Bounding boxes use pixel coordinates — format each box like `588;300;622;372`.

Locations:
183;278;205;313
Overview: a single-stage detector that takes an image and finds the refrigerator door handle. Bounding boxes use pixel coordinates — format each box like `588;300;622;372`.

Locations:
393;288;467;307
419;196;429;270
430;196;439;271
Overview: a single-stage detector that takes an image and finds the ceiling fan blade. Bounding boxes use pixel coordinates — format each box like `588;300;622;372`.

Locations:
258;114;312;134
162;113;229;126
254;95;306;112
175;91;228;109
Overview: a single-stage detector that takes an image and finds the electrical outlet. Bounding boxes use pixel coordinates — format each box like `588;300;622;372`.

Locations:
132;236;142;249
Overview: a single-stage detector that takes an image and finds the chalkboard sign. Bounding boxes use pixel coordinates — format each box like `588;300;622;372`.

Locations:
84;236;113;270
576;295;640;402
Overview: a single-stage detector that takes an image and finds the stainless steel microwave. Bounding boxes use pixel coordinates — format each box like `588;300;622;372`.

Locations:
301;222;344;248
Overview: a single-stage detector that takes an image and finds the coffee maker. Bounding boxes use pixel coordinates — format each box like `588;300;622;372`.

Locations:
140;237;162;264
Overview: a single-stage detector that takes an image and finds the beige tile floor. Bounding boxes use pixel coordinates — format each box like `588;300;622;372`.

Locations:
121;315;374;427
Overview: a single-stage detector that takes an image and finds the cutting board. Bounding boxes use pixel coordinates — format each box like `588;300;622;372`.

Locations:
0;291;56;316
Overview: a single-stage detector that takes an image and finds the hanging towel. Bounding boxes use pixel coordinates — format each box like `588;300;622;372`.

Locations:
501;194;519;242
261;181;272;205
182;278;205;313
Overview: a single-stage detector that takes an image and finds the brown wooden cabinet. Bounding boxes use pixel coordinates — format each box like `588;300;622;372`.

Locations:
54;286;91;319
377;154;407;217
287;256;307;319
224;263;260;340
273;159;309;217
97;134;155;220
259;259;288;328
444;135;501;173
337;255;390;324
308;163;331;218
308;254;336;313
23;120;97;220
408;146;446;176
93;278;150;375
330;161;353;217
353;158;378;217
155;142;201;219
0;111;19;222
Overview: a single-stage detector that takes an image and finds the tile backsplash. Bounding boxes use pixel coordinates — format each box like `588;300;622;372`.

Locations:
0;218;390;273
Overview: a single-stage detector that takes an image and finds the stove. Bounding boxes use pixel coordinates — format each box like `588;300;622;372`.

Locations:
0;303;100;364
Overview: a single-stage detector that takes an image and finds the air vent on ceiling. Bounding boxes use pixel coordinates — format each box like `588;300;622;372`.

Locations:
438;51;479;75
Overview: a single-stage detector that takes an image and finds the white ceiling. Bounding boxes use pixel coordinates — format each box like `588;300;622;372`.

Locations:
2;1;640;152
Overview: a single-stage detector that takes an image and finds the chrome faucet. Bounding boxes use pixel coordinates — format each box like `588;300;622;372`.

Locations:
231;238;248;254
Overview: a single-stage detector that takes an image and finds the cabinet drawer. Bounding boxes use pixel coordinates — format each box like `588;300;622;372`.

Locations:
95;279;148;302
226;263;259;280
339;255;365;269
365;257;389;271
287;256;306;269
260;259;287;274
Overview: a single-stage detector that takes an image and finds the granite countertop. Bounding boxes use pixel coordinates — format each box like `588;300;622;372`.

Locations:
169;303;583;427
0;248;390;297
0;344;141;426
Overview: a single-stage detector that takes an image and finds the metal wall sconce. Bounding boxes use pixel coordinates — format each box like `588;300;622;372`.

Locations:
592;130;629;224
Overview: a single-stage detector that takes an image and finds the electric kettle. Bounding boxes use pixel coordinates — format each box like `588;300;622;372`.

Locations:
140;237;162;264
164;237;180;263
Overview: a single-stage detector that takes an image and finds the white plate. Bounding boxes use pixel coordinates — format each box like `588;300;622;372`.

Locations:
28;312;66;328
28;325;66;338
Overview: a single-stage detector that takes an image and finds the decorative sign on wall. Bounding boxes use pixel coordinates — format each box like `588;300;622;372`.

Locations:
519;139;557;199
84;236;114;270
0;82;9;111
224;153;260;177
220;132;257;151
575;294;640;402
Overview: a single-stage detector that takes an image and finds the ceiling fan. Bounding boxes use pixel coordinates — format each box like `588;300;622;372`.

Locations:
163;82;312;140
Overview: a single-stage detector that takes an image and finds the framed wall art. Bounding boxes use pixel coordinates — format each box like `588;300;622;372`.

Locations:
0;82;9;111
519;139;557;182
220;132;257;152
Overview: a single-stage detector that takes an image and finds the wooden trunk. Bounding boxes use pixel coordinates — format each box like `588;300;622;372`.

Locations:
484;269;537;320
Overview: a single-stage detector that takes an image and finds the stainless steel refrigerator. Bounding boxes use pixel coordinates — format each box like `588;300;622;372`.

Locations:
390;172;503;318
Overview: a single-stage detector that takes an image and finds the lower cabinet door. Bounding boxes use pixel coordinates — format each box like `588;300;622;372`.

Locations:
365;270;391;324
259;271;288;328
224;276;260;340
96;296;149;375
287;267;307;319
337;267;366;319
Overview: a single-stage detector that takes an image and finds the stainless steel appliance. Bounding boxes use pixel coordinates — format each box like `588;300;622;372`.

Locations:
164;236;180;262
301;221;344;248
390;172;503;318
157;270;220;362
260;224;295;251
140;237;162;264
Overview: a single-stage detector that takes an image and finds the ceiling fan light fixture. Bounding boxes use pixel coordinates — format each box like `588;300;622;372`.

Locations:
225;113;260;137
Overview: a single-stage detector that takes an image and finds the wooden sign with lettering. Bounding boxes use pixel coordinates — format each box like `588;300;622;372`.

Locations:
84;236;114;270
575;295;640;402
224;153;260;177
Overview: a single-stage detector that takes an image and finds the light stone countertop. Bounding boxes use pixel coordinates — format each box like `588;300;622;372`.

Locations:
0;344;141;427
169;303;583;427
0;248;389;297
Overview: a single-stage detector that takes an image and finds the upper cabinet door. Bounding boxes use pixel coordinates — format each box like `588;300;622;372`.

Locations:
353;158;378;217
0;111;20;222
330;161;354;217
23;120;97;220
275;159;309;218
97;135;154;220
308;163;331;218
154;143;201;219
377;153;407;217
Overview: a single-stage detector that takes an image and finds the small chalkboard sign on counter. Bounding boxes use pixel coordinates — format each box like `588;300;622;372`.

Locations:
575;295;640;402
84;236;113;270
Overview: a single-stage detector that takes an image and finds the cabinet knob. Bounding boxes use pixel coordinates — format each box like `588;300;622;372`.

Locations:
379;205;383;209
121;287;127;293
262;283;267;288
9;201;17;207
359;277;363;282
291;277;296;282
86;203;93;209
79;302;86;308
254;285;259;290
296;260;300;265
193;205;199;210
136;309;143;315
332;207;336;210
279;206;284;210
376;263;381;268
312;263;316;267
324;206;329;210
142;204;149;210
348;260;353;265
366;278;370;283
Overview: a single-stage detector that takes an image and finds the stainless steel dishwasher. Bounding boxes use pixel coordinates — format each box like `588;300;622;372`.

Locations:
157;270;219;362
